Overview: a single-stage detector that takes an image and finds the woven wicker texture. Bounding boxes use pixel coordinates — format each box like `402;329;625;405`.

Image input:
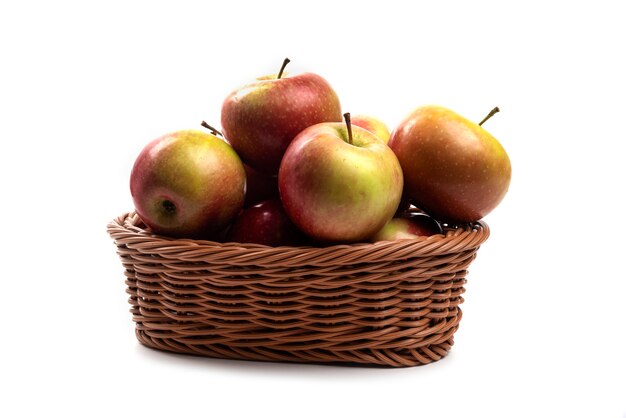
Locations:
108;212;489;367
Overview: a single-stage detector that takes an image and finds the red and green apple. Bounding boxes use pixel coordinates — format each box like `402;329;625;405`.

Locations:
279;114;403;243
221;58;342;174
370;213;442;242
388;105;511;222
130;130;246;239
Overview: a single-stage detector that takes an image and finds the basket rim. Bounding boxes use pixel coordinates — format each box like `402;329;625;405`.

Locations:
107;211;489;266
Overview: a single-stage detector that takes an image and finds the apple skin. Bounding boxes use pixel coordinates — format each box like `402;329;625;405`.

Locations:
279;123;404;243
130;130;246;239
221;72;342;174
243;163;279;207
225;199;307;246
351;114;391;143
370;213;443;242
388;105;511;222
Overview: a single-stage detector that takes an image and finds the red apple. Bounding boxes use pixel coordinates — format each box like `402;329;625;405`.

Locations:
388;105;511;222
130;130;246;239
370;213;442;242
225;199;307;246
221;58;342;174
243;164;279;207
351;114;391;143
279;114;404;243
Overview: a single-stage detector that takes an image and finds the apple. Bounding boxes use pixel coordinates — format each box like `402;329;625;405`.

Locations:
221;58;342;174
370;213;443;242
279;113;404;243
388;105;511;222
351;114;391;143
130;130;246;239
225;199;307;246
243;163;279;207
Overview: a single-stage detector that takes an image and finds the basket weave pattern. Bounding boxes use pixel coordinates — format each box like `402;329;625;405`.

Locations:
108;212;489;367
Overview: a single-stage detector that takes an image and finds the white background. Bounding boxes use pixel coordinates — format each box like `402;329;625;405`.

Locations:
1;0;625;417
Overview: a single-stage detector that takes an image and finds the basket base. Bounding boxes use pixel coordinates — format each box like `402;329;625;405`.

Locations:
134;327;457;368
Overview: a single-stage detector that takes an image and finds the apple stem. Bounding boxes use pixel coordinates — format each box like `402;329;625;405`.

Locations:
479;106;500;126
344;112;353;145
201;121;223;137
277;57;290;79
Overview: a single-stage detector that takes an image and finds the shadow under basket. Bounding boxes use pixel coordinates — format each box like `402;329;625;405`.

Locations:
107;212;489;368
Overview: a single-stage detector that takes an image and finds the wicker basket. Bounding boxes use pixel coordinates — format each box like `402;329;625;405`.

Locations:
107;211;489;367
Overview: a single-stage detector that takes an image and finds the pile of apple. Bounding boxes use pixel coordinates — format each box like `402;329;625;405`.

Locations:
129;59;511;246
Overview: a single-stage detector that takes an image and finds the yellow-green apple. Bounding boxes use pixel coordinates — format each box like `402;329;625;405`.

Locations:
370;213;442;242
225;199;307;246
221;58;342;174
279;113;404;243
388;105;511;222
351;114;391;143
130;130;246;239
